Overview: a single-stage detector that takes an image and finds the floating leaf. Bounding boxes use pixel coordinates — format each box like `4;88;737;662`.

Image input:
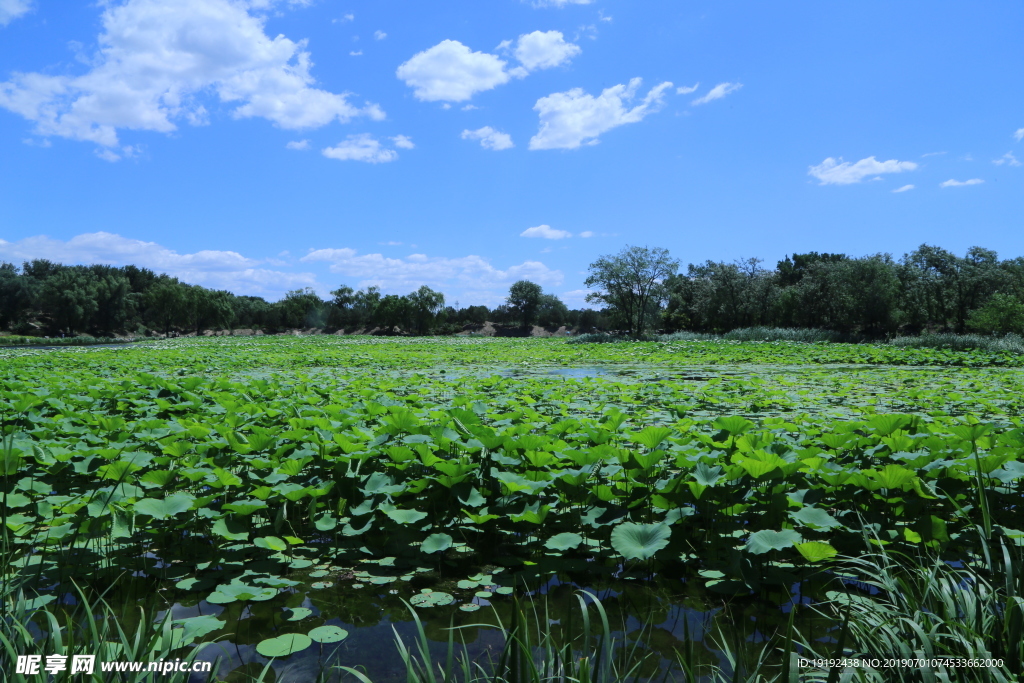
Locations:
545;532;583;551
308;625;349;644
256;634;312;658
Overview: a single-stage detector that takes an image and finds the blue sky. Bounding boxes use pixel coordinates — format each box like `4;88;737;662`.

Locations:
1;0;1021;307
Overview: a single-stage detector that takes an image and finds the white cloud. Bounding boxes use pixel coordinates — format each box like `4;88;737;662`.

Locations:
940;178;984;188
286;139;310;150
301;247;563;293
892;184;914;193
396;39;510;102
322;134;400;163
921;151;946;157
808;156;918;185
993;152;1021;167
529;78;673;150
95;148;121;162
0;231;316;298
0;0;32;26
374;30;386;40
391;134;415;149
337;13;354;23
691;82;742;105
676;83;699;95
559;288;597;308
1015;128;1024;142
520;224;571;239
461;126;513;150
508;30;580;72
0;0;383;152
579;230;594;237
349;50;363;56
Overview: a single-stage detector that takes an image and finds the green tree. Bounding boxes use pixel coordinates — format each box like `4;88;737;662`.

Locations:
536;293;569;327
375;294;411;333
967;293;1024;335
506;280;543;328
40;268;98;335
144;279;187;337
407;285;445;334
0;263;36;330
585;246;679;336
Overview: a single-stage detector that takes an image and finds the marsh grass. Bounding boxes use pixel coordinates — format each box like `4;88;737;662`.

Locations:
888;332;1024;354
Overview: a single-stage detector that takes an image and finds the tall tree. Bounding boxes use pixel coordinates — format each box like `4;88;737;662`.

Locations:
407;285;445;334
506;280;543;328
585;246;679;336
39;268;98;335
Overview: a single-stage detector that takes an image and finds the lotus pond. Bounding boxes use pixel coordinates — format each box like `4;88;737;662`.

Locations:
2;336;1023;681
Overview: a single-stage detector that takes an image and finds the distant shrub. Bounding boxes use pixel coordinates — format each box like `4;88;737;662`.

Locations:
888;332;1024;354
567;332;654;344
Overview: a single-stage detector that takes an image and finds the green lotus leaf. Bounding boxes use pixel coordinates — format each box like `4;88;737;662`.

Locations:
631;426;673;451
308;625;349;644
256;634;312;658
795;541;838;563
386;509;428;525
790;507;841;530
459;603;481;612
410;591;455;607
286;608;312;621
420;533;453;554
610;523;671;561
545;532;583;551
745;529;802;555
133;492;195;520
253;536;288;551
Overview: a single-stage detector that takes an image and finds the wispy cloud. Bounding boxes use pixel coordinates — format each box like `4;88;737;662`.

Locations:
374;30;386;40
993;152;1021;167
300;247;563;294
691;82;742;105
892;184;915;193
520;224;572;239
675;83;699;95
808;156;918;185
286;140;310;151
530;78;673;150
461;126;514;150
0;232;316;299
940;178;983;188
322;134;403;163
0;0;32;26
1014;128;1024;142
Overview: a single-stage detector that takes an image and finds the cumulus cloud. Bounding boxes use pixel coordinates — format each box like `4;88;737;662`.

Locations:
892;184;914;193
322;134;401;163
1015;128;1024;142
808;156;918;185
396;39;510;102
461;126;513;150
0;0;383;152
691;82;742;105
940;178;984;188
374;30;386;40
529;77;673;150
579;230;594;238
300;247;563;293
993;152;1021;167
504;30;580;72
520;224;571;239
676;83;699;95
391;134;415;149
0;232;316;298
0;0;32;26
286;139;310;150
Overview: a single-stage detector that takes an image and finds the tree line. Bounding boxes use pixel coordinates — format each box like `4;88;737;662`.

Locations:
585;244;1024;337
0;260;605;337
4;242;1021;338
